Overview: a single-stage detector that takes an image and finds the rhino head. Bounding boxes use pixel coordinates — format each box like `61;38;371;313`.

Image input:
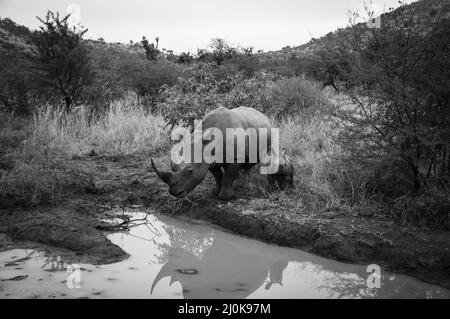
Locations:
151;158;209;198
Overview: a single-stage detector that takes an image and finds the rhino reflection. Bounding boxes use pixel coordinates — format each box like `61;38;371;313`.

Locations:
265;259;289;290
151;241;288;299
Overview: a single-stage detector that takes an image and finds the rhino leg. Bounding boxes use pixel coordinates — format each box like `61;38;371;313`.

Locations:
209;165;223;195
218;164;239;200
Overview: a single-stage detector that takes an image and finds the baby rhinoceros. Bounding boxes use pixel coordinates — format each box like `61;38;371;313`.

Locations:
268;150;294;190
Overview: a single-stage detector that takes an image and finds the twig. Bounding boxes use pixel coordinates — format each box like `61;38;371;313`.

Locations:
184;196;198;206
96;211;150;231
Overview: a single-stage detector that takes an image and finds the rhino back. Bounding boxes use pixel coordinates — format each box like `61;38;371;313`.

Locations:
200;106;273;164
202;106;271;131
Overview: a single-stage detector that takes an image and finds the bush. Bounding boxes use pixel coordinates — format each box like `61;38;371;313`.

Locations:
86;44;184;112
158;64;332;127
223;72;277;112
157;63;225;128
333;9;450;193
265;76;330;119
386;186;450;229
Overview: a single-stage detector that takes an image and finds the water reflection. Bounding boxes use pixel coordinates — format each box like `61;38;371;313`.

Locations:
0;213;449;299
147;216;289;298
265;259;289;290
144;214;449;299
151;242;269;298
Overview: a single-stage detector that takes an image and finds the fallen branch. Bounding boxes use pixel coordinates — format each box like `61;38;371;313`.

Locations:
96;211;150;231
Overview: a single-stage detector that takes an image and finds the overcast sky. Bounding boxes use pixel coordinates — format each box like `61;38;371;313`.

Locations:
0;0;416;53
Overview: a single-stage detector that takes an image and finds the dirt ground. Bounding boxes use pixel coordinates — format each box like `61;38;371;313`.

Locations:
1;153;449;289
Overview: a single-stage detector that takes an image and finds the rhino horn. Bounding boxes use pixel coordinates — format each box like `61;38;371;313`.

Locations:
151;158;173;185
151;263;171;294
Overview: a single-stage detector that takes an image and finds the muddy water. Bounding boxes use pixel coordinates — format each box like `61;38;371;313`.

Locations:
0;213;449;299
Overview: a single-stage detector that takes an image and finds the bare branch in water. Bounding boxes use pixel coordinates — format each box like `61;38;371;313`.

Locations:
184;196;198;206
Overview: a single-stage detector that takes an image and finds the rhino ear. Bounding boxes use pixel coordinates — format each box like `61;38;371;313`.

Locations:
170;160;181;172
151;158;174;185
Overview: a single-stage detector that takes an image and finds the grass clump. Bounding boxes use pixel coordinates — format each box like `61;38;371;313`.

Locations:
91;95;167;156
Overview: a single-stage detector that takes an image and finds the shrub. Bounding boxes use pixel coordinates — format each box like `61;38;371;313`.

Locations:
386;185;450;229
158;64;331;127
223;72;277;112
333;9;450;193
268;77;330;119
157;63;225;129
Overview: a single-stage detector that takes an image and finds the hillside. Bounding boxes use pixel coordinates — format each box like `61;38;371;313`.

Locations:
0;16;144;56
263;0;450;60
2;0;449;67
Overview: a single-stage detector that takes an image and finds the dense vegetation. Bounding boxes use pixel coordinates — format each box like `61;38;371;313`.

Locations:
1;0;449;229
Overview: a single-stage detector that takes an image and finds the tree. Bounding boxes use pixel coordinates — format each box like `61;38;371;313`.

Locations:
196;38;239;65
209;38;237;65
337;5;450;192
32;11;91;112
142;36;160;61
230;46;259;77
176;51;194;64
306;45;353;92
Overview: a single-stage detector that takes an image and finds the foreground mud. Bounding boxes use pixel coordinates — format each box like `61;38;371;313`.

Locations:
1;153;449;289
0;205;128;264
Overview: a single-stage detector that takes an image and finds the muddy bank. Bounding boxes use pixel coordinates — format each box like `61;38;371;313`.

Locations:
1;154;449;289
0;204;128;264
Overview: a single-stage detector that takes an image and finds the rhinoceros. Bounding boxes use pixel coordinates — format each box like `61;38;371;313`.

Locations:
151;106;274;201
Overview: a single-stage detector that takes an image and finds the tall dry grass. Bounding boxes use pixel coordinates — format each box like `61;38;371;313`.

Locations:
235;108;373;216
24;94;167;159
0;94;167;206
91;97;166;156
278;115;373;211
